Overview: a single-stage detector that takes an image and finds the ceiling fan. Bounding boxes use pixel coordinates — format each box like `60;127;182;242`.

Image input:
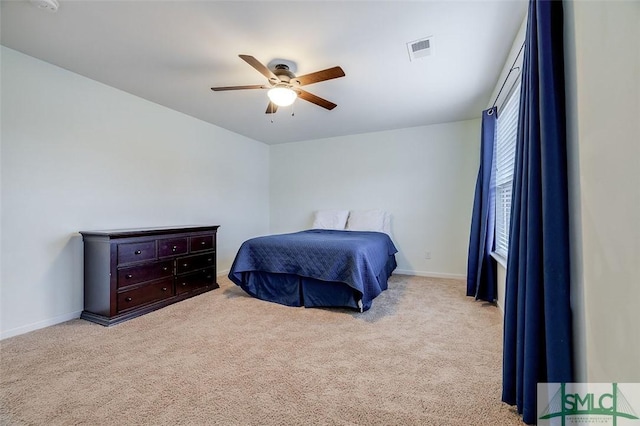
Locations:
211;55;345;114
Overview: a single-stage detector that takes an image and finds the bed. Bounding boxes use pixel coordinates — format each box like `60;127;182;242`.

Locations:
228;210;398;311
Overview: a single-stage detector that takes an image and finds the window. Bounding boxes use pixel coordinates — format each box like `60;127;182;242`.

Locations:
493;82;521;260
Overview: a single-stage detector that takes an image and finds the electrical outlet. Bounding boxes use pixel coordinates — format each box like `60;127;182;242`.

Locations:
425;251;431;260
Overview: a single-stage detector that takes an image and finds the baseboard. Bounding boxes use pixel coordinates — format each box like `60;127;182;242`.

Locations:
1;310;82;341
394;269;466;280
3;271;231;341
1;269;460;340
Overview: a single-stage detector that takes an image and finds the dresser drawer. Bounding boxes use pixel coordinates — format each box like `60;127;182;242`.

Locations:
158;237;188;257
117;278;174;313
176;252;216;275
117;260;173;288
190;234;215;252
176;268;216;295
118;241;156;265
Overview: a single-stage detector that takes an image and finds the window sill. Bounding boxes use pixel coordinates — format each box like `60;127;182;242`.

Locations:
491;251;508;269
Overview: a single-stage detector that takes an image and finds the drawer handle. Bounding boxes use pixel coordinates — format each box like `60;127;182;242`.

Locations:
125;297;132;302
207;258;213;262
183;263;188;267
126;274;133;279
163;267;168;271
172;246;177;252
134;250;141;255
181;282;187;287
201;241;206;245
162;287;168;291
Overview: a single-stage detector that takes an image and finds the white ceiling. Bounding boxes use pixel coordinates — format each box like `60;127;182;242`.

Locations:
0;0;527;145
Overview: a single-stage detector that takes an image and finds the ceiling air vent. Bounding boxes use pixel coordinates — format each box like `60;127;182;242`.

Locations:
407;37;433;62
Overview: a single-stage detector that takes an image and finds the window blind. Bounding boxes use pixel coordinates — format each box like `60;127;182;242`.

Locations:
493;82;521;259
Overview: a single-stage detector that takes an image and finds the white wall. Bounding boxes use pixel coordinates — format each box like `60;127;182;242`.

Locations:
0;47;270;339
564;1;640;382
269;121;481;278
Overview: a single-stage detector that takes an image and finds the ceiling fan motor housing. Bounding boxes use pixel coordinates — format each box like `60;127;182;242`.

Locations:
273;64;296;84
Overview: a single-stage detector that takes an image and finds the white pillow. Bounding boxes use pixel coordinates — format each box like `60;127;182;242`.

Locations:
312;210;350;230
382;212;391;236
346;210;390;235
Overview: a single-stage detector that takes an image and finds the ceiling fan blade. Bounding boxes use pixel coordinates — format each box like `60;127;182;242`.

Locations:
211;84;267;91
297;89;337;110
265;102;278;114
293;66;345;86
239;54;279;83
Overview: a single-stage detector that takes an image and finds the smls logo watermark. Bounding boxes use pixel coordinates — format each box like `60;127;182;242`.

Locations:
538;383;640;425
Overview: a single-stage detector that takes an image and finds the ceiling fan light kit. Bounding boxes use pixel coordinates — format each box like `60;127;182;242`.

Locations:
267;86;297;107
211;54;345;114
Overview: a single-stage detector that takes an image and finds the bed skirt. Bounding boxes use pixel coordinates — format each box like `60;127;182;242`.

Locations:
234;255;397;311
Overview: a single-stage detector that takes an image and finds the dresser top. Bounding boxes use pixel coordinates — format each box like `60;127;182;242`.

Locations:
80;225;219;239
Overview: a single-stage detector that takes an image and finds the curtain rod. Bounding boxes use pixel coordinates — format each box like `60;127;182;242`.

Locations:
489;42;525;114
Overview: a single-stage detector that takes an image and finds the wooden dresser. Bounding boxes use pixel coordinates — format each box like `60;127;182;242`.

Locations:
80;225;220;326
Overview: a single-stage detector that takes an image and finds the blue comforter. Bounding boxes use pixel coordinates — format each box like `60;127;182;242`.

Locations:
228;229;398;309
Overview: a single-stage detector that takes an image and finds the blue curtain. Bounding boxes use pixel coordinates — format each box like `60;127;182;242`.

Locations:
502;1;573;424
466;107;497;302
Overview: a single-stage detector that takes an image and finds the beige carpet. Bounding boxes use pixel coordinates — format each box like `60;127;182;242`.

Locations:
0;274;522;425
